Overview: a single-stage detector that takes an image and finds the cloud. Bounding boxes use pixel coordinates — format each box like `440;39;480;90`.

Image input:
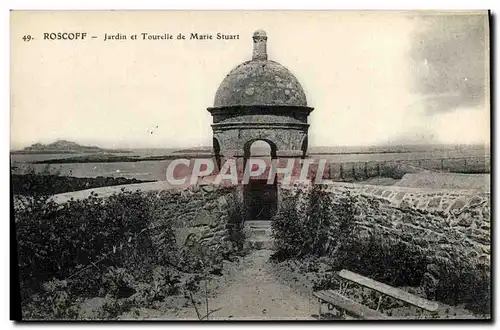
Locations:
386;106;489;145
410;14;488;114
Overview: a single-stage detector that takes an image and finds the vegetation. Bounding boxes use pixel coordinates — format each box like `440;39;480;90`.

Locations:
12;173;153;196
271;186;490;315
271;185;356;260
13;173;245;320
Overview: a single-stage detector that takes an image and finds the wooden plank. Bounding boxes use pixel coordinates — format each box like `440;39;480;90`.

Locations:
338;269;439;312
313;290;389;320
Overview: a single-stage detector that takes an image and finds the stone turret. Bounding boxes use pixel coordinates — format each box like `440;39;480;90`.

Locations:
252;29;268;61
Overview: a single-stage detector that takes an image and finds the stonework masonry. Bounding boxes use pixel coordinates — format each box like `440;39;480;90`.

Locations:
208;30;313;166
281;182;490;302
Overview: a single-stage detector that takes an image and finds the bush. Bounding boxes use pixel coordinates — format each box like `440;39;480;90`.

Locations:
432;258;490;314
272;187;490;315
271;186;357;259
22;278;80;320
225;190;247;252
333;231;428;286
15;185;243;319
15;189;166;301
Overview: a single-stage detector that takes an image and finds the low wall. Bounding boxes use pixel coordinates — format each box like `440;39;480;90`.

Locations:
118;185;239;253
280;182;490;308
160;185;236;250
48;182;239;254
322;182;490;264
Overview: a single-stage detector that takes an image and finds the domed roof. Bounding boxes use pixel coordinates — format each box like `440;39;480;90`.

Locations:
213;30;308;108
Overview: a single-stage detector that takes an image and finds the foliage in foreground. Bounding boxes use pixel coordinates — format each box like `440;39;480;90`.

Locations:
14;185;243;320
271;185;356;259
271;185;490;314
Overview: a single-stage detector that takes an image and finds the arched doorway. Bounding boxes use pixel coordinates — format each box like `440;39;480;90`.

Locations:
301;136;308;159
243;140;278;220
213;137;221;171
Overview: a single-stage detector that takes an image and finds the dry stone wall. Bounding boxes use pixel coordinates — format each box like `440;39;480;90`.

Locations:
281;182;490;308
147;185;237;251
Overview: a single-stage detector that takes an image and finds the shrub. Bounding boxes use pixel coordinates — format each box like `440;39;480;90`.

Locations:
15;190;164;300
432;258;490;314
273;187;490;315
333;231;428;286
15;185;243;319
271;186;357;259
22;278;80;320
225;190;247;252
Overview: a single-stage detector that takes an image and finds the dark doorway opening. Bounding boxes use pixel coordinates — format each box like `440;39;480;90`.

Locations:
243;140;278;221
213;137;221;171
244;179;277;220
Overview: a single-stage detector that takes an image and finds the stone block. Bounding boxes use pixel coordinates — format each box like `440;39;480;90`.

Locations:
422;272;439;300
192;209;218;227
428;197;442;208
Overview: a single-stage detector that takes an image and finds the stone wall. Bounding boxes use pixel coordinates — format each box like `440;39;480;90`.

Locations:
280;183;491;308
146;185;239;251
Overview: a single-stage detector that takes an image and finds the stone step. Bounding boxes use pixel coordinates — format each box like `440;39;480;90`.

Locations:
245;220;273;250
248;239;273;250
245;220;272;228
251;232;272;240
249;227;272;235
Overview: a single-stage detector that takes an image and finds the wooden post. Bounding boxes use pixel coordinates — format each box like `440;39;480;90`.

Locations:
440;159;444;171
364;162;368;179
340;164;344;181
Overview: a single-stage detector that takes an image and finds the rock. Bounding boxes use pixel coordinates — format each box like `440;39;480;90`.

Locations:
449;199;466;211
472;233;490;246
457;215;473;227
217;196;229;209
78;297;107;320
200;185;216;193
437;235;449;244
414;238;429;248
192;209;217;227
227;255;239;262
422;272;439;300
202;201;218;210
427;197;441;208
468;196;483;207
426;263;440;277
187;197;203;206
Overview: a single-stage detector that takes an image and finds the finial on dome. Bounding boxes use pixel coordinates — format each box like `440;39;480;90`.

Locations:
252;29;268;61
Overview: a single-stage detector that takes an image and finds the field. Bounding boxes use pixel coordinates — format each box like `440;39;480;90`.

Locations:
10;144;490;182
11;145;491;320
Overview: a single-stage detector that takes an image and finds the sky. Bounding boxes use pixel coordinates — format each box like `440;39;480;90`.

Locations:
10;11;490;150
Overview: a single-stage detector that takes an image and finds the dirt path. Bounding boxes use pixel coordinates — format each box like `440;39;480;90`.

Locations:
157;250;318;320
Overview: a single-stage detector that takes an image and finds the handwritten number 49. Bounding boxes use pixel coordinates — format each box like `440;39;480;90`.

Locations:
22;35;32;42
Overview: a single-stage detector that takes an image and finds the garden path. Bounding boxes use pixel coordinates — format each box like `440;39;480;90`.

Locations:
157;250;318;320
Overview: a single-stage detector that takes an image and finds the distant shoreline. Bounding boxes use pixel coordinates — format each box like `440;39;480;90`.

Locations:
11;149;132;155
27;151;414;164
27;153;213;164
19;150;487;164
